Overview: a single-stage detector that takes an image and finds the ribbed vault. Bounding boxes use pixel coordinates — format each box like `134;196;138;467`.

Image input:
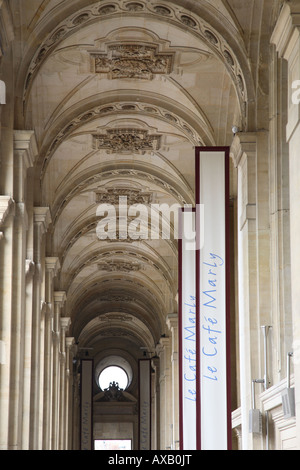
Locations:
14;0;257;388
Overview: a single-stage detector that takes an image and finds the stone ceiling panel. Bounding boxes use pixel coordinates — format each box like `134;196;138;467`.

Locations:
13;0;247;351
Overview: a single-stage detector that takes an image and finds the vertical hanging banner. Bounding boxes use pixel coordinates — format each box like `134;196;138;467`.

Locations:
178;208;197;450
80;359;93;450
195;147;231;450
139;359;151;450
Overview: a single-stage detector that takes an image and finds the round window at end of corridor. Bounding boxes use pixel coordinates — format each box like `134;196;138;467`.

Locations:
98;365;129;391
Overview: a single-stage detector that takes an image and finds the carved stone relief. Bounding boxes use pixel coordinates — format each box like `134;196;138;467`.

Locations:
90;43;174;79
41;102;201;179
98;261;142;272
99;382;128;401
95;187;152;205
92;128;161;154
98;312;134;320
23;0;248;113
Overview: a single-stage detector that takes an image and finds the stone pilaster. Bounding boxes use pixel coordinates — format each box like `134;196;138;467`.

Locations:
156;336;172;450
151;356;160;450
51;291;66;450
42;257;60;449
65;337;75;450
21;259;35;449
29;207;51;449
166;314;179;450
59;317;71;450
271;1;300;448
230;133;271;450
0;196;14;450
8;130;38;449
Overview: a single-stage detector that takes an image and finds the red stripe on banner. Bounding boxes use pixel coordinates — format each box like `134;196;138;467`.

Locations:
178;224;183;450
225;149;232;450
195;153;201;450
196;231;201;450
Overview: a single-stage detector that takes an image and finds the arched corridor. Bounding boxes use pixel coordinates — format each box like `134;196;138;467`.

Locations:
1;0;300;451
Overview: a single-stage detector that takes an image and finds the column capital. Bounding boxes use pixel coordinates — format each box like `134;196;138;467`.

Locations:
0;196;14;226
13;130;38;170
66;337;75;349
33;207;52;233
25;259;35;278
271;2;300;59
230;133;257;168
45;257;61;276
166;313;178;331
158;336;170;350
60;317;71;332
54;291;66;307
0;0;14;53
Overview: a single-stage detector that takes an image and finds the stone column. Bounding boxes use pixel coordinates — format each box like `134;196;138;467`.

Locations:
38;301;47;448
43;257;60;449
0;196;15;450
157;336;172;450
231;134;257;450
59;317;71;450
0;4;15;450
72;363;81;450
29;207;51;449
8;131;37;449
151;356;160;450
21;259;35;449
268;45;292;383
230;132;272;450
166;314;179;450
271;2;300;448
51;291;66;450
65;337;75;450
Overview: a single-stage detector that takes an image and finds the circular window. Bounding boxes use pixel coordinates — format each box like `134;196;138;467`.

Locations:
95;355;133;391
99;365;129;390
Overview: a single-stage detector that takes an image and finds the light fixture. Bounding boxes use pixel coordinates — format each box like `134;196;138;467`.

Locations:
232;125;239;136
249;379;263;434
281;352;295;418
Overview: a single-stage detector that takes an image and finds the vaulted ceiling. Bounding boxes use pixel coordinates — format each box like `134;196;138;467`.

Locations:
9;0;281;383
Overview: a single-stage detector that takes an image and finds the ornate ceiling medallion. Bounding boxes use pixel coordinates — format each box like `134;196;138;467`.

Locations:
90;43;174;79
92;129;162;154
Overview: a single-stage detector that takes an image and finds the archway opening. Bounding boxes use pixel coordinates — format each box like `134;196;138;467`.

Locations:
98;365;129;391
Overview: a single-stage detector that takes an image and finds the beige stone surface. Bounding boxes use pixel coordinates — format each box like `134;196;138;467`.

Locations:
0;0;299;450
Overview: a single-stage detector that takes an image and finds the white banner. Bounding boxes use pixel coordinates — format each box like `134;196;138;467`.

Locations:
80;359;93;450
196;148;231;450
139;359;151;450
178;209;197;450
